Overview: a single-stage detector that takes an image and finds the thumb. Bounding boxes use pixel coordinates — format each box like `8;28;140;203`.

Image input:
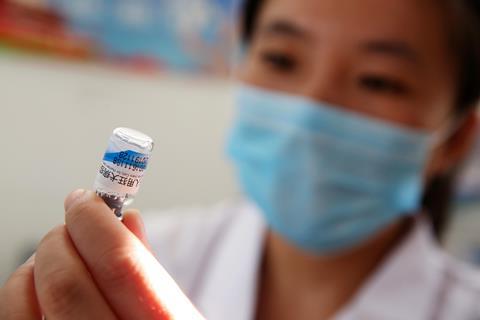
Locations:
122;210;152;251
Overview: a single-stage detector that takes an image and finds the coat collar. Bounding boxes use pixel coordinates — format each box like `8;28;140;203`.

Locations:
193;200;266;320
195;201;445;320
335;216;445;320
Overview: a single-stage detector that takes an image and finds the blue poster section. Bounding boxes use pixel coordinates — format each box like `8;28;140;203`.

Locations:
46;0;242;72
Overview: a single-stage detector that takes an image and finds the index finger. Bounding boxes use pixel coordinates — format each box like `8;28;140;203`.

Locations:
64;190;204;320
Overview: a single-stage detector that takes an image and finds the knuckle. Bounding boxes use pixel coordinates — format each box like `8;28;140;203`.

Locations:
0;307;31;320
0;287;12;319
0;294;18;319
65;198;92;222
38;225;66;251
0;264;35;319
40;269;81;317
96;246;142;290
35;227;83;317
6;263;32;285
65;196;104;226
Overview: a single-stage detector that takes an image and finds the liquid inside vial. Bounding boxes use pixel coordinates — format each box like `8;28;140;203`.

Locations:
94;128;154;218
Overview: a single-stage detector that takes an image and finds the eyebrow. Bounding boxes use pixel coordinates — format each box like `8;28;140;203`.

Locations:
259;20;310;40
258;20;421;65
361;40;420;65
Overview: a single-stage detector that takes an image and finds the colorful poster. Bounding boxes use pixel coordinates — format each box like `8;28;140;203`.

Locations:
0;0;241;74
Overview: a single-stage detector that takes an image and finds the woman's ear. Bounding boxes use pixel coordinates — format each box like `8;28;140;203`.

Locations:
434;110;479;175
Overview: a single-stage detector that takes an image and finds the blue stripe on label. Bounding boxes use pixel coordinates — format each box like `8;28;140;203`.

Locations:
103;150;149;170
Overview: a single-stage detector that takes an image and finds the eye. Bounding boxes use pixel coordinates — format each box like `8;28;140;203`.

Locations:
359;75;408;95
260;51;297;72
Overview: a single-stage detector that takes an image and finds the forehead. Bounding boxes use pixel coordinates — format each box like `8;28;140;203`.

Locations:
257;0;451;58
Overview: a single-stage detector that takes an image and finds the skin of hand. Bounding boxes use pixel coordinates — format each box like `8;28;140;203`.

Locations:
0;189;205;320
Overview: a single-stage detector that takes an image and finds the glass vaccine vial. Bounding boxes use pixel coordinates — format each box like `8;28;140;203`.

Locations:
94;127;154;219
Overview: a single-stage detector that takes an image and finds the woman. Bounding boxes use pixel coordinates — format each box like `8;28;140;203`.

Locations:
1;0;480;319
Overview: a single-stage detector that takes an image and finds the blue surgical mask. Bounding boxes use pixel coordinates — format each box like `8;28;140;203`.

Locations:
226;84;434;255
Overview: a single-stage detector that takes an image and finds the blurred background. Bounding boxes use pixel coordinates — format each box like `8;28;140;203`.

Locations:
0;0;479;285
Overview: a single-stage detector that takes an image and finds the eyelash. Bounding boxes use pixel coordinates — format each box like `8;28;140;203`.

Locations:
359;75;409;95
260;51;297;72
258;51;410;95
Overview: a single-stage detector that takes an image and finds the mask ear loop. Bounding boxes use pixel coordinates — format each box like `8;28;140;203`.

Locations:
429;114;470;150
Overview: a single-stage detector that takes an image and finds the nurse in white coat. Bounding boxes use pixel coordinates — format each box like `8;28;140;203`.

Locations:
2;0;480;319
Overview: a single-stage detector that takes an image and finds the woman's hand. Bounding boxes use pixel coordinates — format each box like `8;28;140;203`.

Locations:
0;190;205;320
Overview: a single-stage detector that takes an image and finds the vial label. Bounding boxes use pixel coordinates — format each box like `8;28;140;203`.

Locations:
94;140;150;197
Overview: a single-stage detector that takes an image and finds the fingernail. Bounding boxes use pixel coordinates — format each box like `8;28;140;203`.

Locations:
24;253;35;265
136;212;146;235
64;189;86;212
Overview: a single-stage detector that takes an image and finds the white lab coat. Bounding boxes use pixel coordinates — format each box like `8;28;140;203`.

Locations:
145;199;480;320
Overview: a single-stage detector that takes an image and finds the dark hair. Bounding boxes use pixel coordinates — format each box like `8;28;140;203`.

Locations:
240;0;480;240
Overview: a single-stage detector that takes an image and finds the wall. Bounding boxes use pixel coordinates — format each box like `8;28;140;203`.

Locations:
0;54;238;284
